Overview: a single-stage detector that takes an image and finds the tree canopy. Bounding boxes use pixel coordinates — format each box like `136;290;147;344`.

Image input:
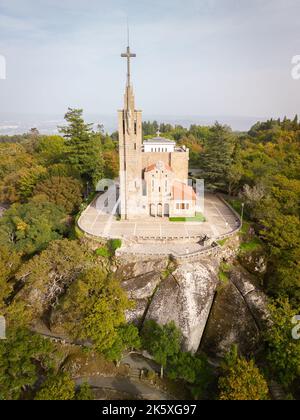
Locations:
218;346;269;400
0;201;67;256
33;175;83;214
0;328;55;400
59;108;104;186
53;267;137;359
142;320;181;378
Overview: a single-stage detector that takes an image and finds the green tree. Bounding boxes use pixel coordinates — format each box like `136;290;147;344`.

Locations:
199;122;235;191
168;352;212;399
141;320;181;378
34;135;66;165
15;239;91;321
0;164;47;204
265;299;300;387
104;323;141;362
0;245;20;308
33;175;83;214
35;373;75;400
0;201;67;256
76;382;94;400
0;328;55;400
218;346;269;400
0;143;33;180
17;165;48;200
260;214;300;305
59;108;104;186
103;150;119;179
55;267;134;357
260;214;300;253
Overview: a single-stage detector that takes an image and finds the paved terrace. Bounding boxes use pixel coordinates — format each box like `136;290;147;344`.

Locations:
78;191;240;244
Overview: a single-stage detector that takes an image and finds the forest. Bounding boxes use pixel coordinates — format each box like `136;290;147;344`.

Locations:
0;109;299;400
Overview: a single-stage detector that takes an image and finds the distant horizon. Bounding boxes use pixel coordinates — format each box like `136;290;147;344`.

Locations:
0;0;300;121
0;111;279;135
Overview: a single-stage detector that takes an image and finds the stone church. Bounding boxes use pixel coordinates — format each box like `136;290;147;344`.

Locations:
118;44;196;220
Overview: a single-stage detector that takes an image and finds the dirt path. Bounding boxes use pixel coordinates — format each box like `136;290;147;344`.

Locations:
76;376;174;400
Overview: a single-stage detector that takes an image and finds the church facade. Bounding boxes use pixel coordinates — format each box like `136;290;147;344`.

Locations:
118;45;196;220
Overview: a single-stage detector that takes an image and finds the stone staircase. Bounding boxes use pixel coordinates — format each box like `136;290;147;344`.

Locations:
269;380;287;400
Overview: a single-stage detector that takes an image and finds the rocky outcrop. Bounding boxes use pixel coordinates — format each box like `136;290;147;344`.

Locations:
122;271;162;325
117;243;270;359
145;258;219;353
122;272;162;300
238;249;267;276
200;281;260;358
200;265;269;359
116;258;168;280
230;266;270;329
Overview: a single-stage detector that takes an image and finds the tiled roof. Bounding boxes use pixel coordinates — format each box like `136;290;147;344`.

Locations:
173;181;196;201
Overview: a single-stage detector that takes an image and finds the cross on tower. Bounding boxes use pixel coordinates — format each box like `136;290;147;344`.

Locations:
121;46;136;87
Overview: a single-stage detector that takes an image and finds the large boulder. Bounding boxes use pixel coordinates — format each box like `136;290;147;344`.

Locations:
200;265;270;360
122;272;162;300
230;266;270;329
200;281;260;359
116;258;168;280
122;271;162;326
145;258;219;353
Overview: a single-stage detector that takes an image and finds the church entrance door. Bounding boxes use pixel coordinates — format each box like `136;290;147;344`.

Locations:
150;204;156;217
164;203;170;217
157;203;163;217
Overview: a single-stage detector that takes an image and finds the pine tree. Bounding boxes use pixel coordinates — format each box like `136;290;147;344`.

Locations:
199;122;235;191
59;108;104;186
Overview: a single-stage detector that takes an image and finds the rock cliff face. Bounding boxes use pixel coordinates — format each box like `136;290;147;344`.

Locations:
116;258;169;326
118;256;220;353
118;242;269;358
122;271;162;325
200;265;270;358
145;260;219;353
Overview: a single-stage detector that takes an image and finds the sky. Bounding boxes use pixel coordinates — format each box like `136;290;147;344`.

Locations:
0;0;300;125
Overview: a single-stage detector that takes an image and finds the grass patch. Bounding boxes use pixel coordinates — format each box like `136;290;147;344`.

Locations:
227;198;243;214
217;238;229;247
239;237;263;253
109;239;122;253
62;347;129;378
240;221;251;236
218;270;229;283
95;246;111;258
95;239;122;258
218;262;232;284
161;259;177;280
169;213;206;222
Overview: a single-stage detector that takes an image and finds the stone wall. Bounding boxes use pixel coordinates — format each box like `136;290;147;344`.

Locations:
142;150;189;183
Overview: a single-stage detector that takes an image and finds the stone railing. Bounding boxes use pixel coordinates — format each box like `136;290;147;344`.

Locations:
171;242;221;263
130;234;206;244
215;194;242;240
116;242;221;263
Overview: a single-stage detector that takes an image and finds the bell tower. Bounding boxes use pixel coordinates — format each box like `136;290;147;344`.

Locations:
118;43;143;220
